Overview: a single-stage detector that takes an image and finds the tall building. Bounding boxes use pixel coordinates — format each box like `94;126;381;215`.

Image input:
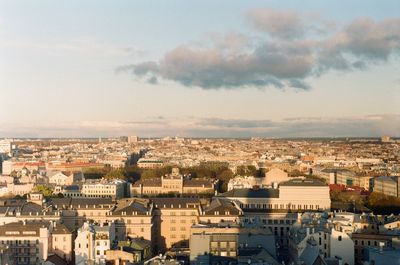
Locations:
151;198;202;251
128;136;139;144
0;139;12;155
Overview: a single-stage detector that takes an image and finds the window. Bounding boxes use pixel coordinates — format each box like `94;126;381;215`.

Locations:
338;236;342;241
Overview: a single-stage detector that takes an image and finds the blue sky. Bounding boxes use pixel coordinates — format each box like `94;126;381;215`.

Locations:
0;0;399;137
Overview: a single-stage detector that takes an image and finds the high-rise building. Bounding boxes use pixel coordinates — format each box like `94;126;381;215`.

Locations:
128;136;139;144
0;139;12;155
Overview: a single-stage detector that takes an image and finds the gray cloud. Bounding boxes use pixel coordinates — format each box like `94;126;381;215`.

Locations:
118;40;315;90
198;118;276;129
1;115;399;138
118;13;400;91
317;18;400;73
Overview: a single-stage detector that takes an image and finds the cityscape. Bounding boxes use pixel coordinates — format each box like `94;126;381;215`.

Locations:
1;1;400;265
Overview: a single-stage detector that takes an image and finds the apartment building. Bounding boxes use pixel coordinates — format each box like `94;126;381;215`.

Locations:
50;222;73;263
75;221;116;265
109;199;154;243
352;233;394;264
151;198;202;251
106;238;152;265
199;198;242;224
48;171;84;186
51;197;115;231
190;222;278;265
288;213;354;265
372;176;400;197
0;221;53;264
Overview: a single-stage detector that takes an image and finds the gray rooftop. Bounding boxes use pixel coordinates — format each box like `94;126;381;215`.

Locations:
218;188;279;198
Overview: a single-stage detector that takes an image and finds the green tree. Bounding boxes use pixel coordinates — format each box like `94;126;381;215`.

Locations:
141;170;158;179
236;165;258;177
217;169;234;192
104;168;127;180
33;185;54;197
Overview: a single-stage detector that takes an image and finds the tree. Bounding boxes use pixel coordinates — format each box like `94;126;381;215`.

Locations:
236;165;258;177
104;168;127;180
366;192;400;214
217;169;234;192
83;167;109;179
141;170;158;180
33;185;54;197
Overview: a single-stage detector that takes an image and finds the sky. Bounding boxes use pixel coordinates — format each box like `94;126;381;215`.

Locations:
0;0;399;138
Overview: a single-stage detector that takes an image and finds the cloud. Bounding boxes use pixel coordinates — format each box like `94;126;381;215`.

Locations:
1;38;145;57
247;9;305;40
118;39;315;90
198;118;276;129
317;18;400;73
118;10;400;91
1;115;399;138
246;9;334;40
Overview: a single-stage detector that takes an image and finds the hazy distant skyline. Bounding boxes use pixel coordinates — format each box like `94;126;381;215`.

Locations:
1;0;399;137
